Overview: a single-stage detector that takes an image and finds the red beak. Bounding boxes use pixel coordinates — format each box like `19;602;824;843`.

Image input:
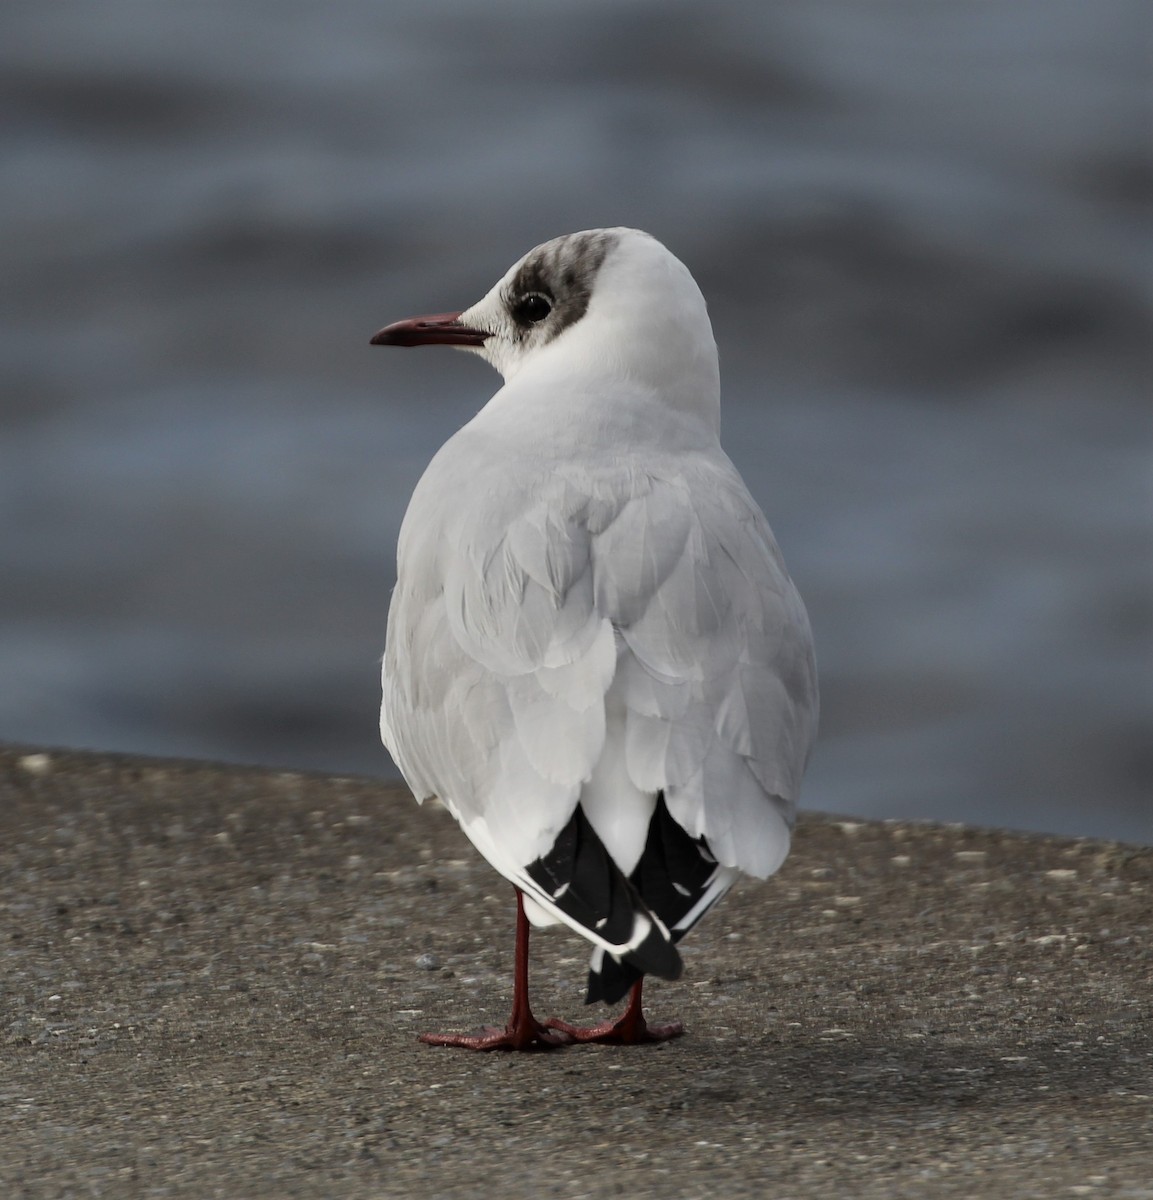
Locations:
370;310;489;348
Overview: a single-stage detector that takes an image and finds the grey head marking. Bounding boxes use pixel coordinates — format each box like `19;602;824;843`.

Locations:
502;229;619;347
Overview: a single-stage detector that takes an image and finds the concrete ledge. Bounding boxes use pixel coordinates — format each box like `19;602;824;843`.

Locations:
1;744;1150;1198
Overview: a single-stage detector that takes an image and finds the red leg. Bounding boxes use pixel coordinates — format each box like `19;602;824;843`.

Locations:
545;977;684;1045
419;889;572;1051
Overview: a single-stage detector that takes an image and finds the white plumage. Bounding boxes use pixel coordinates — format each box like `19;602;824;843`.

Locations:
373;228;817;1048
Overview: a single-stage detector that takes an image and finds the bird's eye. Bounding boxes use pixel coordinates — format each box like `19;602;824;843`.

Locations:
514;293;553;324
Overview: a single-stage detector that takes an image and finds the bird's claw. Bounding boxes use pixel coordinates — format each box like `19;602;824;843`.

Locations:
419;1020;573;1051
544;1014;684;1045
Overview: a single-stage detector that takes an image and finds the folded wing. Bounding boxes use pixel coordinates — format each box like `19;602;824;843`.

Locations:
383;447;817;981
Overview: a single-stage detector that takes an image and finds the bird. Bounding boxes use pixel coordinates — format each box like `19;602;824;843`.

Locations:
371;228;818;1050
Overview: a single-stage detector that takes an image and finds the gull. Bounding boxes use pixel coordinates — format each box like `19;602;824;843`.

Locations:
371;228;818;1050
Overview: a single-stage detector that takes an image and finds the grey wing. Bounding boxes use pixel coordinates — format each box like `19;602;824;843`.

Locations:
382;470;684;978
382;484;615;870
601;461;819;878
382;453;816;972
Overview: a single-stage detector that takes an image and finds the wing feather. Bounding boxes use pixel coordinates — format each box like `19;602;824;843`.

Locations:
606;468;817;878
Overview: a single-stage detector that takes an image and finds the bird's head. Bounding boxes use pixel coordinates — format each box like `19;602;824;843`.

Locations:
372;228;720;421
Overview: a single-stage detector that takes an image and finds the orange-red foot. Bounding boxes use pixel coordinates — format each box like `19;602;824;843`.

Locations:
544;1013;684;1045
419;1020;573;1051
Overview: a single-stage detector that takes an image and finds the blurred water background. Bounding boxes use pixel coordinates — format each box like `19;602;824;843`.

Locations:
2;1;1150;841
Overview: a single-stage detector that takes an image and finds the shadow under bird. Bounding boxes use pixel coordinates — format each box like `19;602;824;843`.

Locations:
371;228;818;1049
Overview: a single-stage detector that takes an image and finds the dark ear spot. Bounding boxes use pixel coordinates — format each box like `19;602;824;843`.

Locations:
506;230;618;343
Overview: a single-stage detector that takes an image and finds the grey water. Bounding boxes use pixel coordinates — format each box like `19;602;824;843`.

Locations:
2;1;1150;842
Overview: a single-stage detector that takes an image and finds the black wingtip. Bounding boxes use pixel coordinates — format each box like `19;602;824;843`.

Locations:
525;804;680;991
586;957;642;1006
583;791;731;1006
583;922;683;1005
628;915;683;982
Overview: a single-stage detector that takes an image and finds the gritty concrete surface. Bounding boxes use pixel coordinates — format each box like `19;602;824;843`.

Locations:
1;745;1150;1199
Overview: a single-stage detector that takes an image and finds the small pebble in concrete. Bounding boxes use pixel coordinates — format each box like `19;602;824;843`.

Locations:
415;953;440;971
